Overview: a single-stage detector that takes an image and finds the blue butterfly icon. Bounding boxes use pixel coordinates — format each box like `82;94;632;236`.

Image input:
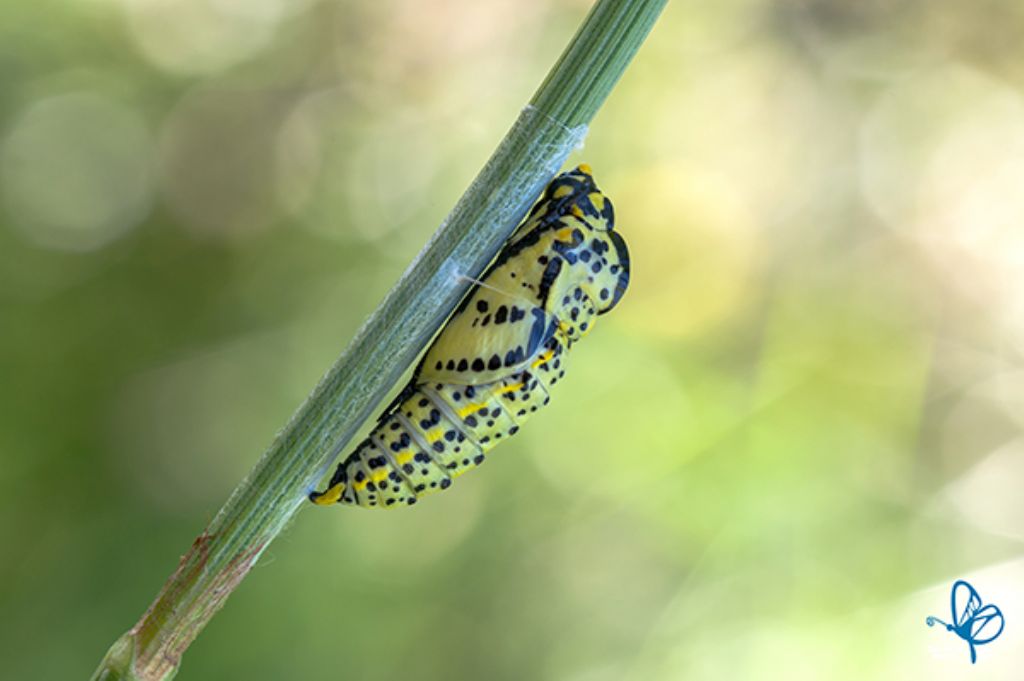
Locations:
926;579;1005;664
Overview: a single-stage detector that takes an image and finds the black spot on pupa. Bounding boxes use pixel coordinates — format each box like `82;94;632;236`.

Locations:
476;300;489;313
472;358;485;372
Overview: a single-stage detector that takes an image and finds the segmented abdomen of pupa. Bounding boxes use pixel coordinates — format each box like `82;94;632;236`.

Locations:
311;335;566;507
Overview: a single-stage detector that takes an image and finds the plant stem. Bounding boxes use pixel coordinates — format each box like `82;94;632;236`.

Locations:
92;1;666;679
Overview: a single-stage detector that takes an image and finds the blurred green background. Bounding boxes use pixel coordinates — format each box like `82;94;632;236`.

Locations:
2;0;1024;678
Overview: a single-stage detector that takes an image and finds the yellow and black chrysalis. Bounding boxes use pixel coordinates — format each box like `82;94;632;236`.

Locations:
310;164;629;509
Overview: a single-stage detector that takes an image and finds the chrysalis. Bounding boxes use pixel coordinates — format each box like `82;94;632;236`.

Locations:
311;164;629;508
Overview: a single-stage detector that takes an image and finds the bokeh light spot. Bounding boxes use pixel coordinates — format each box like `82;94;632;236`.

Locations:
947;439;1024;540
0;92;154;252
860;63;1024;229
159;88;284;238
612;162;758;339
119;0;311;76
274;94;441;243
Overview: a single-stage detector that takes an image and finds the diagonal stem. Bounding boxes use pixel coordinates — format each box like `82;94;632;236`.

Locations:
92;1;667;679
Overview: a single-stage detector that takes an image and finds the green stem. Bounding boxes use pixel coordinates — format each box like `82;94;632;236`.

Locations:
92;1;666;679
